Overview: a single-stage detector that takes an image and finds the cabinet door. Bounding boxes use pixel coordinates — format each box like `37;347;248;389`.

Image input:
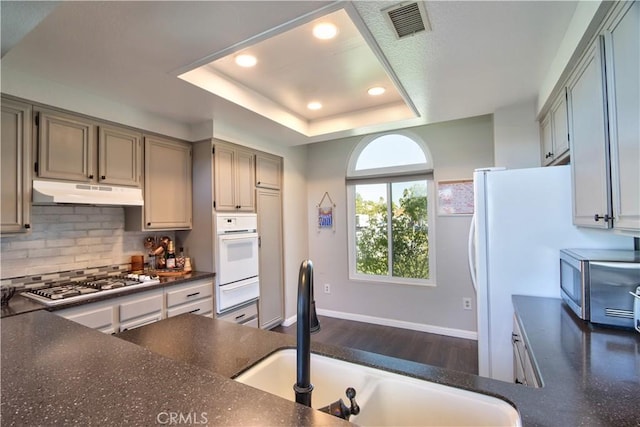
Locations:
568;38;612;229
37;109;95;182
144;136;192;229
551;90;570;159
235;148;255;211
605;1;640;232
1;98;31;233
98;125;142;187
257;188;284;329
256;153;282;190
214;144;237;211
540;115;553;166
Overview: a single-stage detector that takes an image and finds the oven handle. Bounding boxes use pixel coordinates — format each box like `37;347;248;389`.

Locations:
218;232;259;241
220;279;258;291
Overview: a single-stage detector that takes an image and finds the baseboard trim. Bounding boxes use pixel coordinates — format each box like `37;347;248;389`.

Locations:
282;315;297;327
281;310;477;340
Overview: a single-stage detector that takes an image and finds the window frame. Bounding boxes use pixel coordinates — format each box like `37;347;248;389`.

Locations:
346;131;436;287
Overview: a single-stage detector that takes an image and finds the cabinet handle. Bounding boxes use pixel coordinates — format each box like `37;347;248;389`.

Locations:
89;174;94;179
147;222;151;226
235;313;246;320
593;214;612;222
101;175;106;180
24;224;31;229
188;308;201;314
257;181;261;185
186;292;200;298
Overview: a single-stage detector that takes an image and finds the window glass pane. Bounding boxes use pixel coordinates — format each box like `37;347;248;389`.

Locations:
354;183;388;275
391;180;429;279
355;134;426;170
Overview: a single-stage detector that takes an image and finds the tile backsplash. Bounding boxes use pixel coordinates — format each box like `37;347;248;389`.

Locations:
0;205;170;279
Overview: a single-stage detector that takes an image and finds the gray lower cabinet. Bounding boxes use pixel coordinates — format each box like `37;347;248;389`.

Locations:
217;301;258;327
257;188;284;329
165;280;214;318
55;281;213;332
1;97;31;234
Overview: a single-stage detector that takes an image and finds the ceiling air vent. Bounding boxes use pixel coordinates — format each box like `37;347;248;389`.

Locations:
383;2;431;39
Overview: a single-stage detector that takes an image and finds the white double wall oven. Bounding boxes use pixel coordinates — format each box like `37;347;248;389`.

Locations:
215;213;260;313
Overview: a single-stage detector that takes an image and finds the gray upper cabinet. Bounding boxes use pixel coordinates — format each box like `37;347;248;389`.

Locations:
214;140;255;212
36;108;96;182
540;90;570;166
569;1;639;233
1;98;32;234
36;108;142;188
604;1;639;232
567;38;610;229
255;152;282;190
98;125;142;187
143;135;192;230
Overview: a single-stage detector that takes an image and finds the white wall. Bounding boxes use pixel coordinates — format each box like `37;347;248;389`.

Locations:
537;1;607;114
305;115;494;338
493;99;541;169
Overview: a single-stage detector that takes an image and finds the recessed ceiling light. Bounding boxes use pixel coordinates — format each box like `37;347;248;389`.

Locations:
313;22;338;40
307;101;323;110
235;54;257;67
368;86;386;96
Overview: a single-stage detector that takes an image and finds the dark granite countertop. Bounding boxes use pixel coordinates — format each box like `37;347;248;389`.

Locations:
2;296;638;426
0;271;214;318
512;295;639;426
1;310;349;426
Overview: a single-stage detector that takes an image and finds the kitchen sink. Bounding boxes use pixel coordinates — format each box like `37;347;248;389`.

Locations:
234;349;521;426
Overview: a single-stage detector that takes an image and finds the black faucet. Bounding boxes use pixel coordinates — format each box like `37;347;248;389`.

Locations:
293;260;320;407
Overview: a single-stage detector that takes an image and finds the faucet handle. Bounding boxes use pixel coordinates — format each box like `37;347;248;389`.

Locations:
345;387;360;416
318;387;360;420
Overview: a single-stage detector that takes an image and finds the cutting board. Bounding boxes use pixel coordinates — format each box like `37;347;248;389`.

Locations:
154;270;190;277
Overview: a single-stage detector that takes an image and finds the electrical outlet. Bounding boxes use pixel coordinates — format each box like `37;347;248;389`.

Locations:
324;283;331;294
463;297;472;310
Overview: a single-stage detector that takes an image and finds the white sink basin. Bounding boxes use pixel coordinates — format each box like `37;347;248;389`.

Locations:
235;349;521;427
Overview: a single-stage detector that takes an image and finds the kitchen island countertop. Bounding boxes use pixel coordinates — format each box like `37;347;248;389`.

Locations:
2;297;639;426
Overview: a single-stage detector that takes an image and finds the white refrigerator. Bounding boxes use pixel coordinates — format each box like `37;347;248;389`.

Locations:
469;165;633;382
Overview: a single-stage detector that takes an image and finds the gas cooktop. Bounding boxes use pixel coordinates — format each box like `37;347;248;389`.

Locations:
22;274;160;306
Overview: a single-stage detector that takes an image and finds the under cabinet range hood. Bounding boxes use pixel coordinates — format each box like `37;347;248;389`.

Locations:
32;180;144;206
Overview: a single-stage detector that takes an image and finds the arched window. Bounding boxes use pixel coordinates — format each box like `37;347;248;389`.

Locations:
346;132;435;286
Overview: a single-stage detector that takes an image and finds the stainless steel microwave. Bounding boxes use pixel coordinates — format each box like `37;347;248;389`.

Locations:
560;249;640;329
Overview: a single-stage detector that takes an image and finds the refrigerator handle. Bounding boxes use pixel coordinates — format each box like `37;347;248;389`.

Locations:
468;213;477;293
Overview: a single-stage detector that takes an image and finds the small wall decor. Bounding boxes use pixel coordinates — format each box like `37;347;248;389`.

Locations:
437;179;474;215
317;191;336;230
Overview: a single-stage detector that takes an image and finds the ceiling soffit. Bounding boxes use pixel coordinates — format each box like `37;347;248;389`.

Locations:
176;3;418;137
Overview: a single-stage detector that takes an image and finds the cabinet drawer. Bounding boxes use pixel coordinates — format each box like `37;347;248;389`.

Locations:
58;305;114;330
167;297;213;318
166;281;212;307
119;313;163;332
217;302;258;325
119;292;163;322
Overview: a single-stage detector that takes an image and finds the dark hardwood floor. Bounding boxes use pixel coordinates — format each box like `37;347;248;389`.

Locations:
271;316;478;375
